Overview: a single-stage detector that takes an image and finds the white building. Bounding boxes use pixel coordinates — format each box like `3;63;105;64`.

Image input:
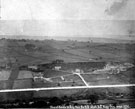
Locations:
28;65;38;70
75;69;84;73
54;66;61;71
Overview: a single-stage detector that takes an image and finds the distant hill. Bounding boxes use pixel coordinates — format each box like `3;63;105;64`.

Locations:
1;35;135;43
0;37;134;66
50;36;135;43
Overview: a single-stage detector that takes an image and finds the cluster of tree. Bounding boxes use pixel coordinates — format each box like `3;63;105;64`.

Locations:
0;38;43;42
0;94;101;108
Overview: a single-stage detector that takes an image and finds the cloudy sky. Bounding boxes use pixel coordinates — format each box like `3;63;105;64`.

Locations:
0;0;135;39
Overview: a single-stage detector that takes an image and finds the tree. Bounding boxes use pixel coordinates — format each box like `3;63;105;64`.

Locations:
49;97;64;106
87;94;99;104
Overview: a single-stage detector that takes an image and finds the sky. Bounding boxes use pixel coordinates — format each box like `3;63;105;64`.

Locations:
0;0;135;39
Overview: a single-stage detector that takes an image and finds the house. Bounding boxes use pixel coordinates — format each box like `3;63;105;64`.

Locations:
33;72;44;82
75;69;84;73
28;65;38;70
54;66;61;71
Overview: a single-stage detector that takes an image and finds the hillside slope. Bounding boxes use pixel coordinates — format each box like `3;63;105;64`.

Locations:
0;38;134;66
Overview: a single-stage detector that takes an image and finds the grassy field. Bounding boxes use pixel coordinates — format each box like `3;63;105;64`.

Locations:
81;73;129;85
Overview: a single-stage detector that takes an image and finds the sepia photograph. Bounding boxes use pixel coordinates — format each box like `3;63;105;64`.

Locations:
0;0;135;108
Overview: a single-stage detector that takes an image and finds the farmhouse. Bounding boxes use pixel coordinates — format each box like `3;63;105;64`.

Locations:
33;72;44;82
54;66;61;70
28;65;38;70
75;69;84;73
